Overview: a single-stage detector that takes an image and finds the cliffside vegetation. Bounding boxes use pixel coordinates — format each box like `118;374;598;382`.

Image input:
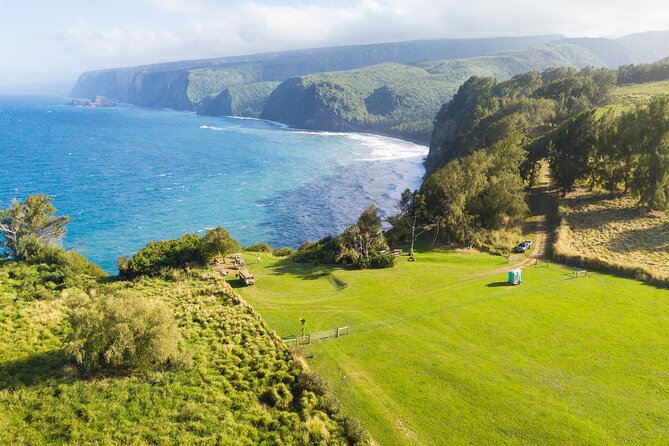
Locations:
0;197;368;445
72;35;564;110
71;32;669;143
260;43;610;142
414;57;669;277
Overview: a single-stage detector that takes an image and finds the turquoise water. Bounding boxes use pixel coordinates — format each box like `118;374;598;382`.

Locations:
0;96;427;272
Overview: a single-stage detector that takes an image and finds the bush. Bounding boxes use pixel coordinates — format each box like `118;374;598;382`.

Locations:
294;236;339;264
121;228;240;277
340;414;370;445
121;234;205;277
297;371;330;396
355;250;395;269
261;383;294;409
64;290;183;371
273;247;296;257
243;242;273;253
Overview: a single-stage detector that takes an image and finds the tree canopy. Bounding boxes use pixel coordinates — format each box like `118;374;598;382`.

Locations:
0;194;71;261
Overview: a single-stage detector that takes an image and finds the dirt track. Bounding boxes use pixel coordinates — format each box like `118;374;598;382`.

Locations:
469;166;556;279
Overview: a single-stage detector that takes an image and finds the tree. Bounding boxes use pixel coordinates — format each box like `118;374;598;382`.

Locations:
633;97;669;210
548;112;598;195
202;227;240;260
422;152;489;246
0;194;71;261
64;290;183;371
392;189;432;257
338;205;388;262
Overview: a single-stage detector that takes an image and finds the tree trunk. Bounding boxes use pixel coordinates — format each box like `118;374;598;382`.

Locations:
409;215;417;257
623;154;632;194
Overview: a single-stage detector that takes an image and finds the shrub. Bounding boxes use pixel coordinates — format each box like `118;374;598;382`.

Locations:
121;228;240;277
294;236;339;264
243;242;273;253
273;247;296;257
121;234;205;277
262;383;294;409
64;290;183;371
340;414;370;445
297;371;330;396
355;250;395;269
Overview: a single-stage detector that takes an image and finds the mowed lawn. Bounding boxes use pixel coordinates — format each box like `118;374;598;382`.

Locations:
232;250;669;445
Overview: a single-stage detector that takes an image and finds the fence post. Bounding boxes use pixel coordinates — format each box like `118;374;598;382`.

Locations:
335;327;339;338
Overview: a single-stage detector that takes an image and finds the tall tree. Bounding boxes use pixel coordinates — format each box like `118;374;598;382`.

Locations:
339;205;387;260
0;194;71;261
633;97;669;210
393;189;431;257
201;227;240;260
548;112;598;195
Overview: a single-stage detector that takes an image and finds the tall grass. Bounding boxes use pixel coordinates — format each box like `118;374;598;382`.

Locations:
552;192;669;287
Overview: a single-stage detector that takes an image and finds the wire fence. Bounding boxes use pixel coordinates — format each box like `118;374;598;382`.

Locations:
283;326;350;345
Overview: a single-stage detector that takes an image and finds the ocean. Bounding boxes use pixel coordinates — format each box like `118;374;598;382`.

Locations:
0;95;427;272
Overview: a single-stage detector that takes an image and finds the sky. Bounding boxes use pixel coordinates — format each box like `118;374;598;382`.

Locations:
1;0;668;86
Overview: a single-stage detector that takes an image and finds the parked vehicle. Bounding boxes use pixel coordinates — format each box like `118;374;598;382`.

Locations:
515;241;533;253
238;268;255;286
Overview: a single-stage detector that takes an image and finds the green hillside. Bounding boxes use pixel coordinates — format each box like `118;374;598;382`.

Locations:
261;43;605;142
197;81;281;117
71;35;564;109
610;78;669;106
0;261;365;445
71;32;669;137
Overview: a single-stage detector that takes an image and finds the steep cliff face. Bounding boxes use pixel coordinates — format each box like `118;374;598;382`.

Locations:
70;35;564;111
261;78;359;131
69;32;669;142
71;69;194;110
197;82;280;117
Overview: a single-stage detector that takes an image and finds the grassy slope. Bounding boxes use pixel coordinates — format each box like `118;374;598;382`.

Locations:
552;80;669;284
0;264;356;445
610;79;669;106
555;191;669;283
233;250;669;445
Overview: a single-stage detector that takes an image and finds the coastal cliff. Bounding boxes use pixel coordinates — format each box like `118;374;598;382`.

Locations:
71;32;669;143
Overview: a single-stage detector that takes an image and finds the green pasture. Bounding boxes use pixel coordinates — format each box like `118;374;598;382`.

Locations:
235;250;669;445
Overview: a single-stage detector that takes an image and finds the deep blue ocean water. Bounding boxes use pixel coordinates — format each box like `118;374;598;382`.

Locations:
0;95;427;272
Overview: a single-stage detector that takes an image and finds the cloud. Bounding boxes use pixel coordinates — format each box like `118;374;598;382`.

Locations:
56;0;669;70
137;0;208;15
58;21;185;67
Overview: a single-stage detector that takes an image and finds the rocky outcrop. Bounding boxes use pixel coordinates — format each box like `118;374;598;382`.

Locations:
68;95;116;107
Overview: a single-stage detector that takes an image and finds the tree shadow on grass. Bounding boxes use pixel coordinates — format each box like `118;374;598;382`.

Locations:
0;350;72;390
265;258;342;281
0;350;130;390
605;222;669;254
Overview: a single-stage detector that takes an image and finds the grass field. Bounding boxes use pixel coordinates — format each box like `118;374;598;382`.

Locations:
555;191;669;283
233;249;669;445
610;79;669;106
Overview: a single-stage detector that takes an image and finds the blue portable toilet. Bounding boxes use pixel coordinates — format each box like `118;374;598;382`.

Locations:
508;268;523;285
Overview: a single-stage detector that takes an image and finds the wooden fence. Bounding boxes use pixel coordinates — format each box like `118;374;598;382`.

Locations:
283;326;350;345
